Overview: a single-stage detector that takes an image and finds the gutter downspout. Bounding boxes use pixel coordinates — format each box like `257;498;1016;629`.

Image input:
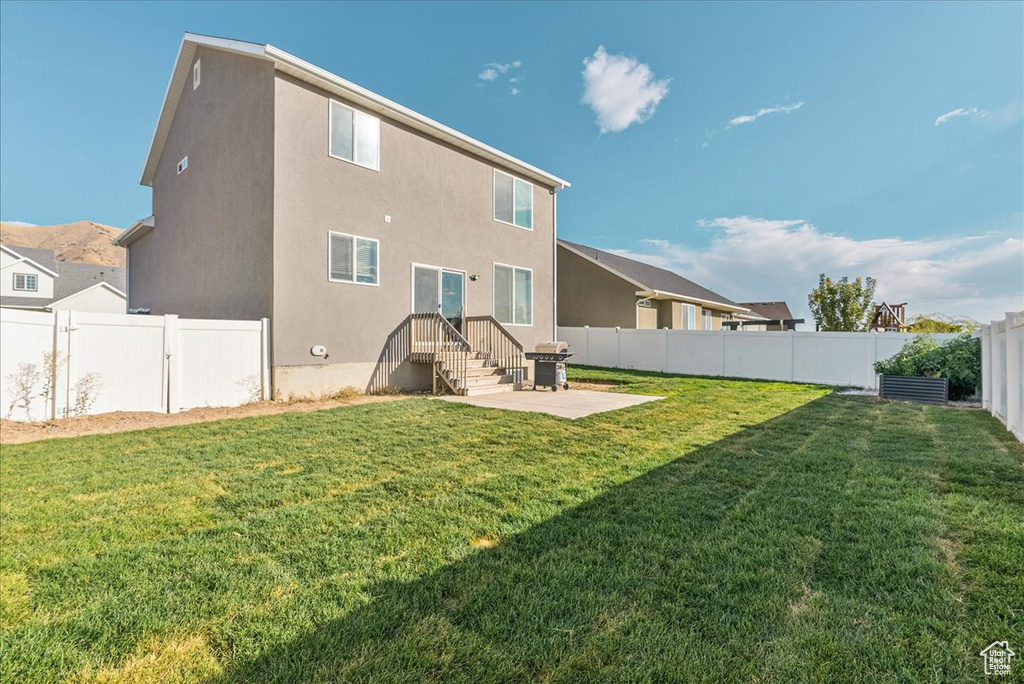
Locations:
636;295;656;329
552;188;559;342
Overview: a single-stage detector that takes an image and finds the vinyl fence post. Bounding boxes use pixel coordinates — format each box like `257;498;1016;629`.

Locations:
584;325;590;366
164;314;179;414
789;331;796;383
615;327;621;369
719;328;726;378
260;317;272;401
52;309;71;420
663;327;669;373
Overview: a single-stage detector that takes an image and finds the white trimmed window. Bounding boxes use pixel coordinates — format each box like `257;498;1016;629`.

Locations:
193;60;201;90
703;309;713;330
684;304;696;330
13;273;37;291
177;156;188;174
493;263;532;326
493;170;533;229
329;232;379;285
329;100;380;170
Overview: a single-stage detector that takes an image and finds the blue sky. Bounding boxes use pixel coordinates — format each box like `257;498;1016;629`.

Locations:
1;1;1021;322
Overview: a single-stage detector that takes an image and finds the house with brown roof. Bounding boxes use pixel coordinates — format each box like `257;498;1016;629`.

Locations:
556;240;749;330
732;301;805;331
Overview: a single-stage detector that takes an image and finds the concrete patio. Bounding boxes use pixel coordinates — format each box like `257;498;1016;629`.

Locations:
436;388;664;419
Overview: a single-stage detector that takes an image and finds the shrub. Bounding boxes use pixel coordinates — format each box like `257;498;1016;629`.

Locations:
874;333;981;400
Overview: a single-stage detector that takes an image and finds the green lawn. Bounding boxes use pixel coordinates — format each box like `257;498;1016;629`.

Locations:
1;369;1021;683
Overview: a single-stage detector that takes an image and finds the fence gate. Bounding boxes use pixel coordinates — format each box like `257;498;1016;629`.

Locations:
1;308;269;421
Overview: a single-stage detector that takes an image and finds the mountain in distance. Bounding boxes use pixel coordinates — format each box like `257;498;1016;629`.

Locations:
0;220;125;267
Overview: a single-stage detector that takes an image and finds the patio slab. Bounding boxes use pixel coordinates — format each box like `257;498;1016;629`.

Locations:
436;388;664;419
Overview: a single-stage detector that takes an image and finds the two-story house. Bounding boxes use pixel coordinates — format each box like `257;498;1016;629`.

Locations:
117;33;569;397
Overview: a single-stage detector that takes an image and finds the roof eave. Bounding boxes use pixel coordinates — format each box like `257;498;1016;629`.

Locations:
140;34;570;190
114;216;155;247
638;289;750;314
0;244;61;278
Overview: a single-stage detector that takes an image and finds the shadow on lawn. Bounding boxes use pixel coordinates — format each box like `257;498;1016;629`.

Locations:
205;396;964;683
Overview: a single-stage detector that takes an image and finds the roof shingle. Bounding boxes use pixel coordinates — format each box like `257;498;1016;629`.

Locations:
558;239;739;308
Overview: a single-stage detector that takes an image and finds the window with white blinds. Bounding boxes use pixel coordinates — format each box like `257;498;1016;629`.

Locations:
329;232;379;285
493;263;532;326
329;100;380;170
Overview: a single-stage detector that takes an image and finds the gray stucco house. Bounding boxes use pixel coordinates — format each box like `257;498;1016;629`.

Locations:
117;33;569;397
557;240;751;331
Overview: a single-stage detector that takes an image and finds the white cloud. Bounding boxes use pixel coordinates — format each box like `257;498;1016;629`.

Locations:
581;46;670;134
607;215;1023;326
934;106;988;126
1;220;38;227
934;100;1023;128
477;60;524;95
726;102;804;129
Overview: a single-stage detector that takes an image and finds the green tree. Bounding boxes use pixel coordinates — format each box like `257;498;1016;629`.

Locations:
906;314;980;333
807;273;877;331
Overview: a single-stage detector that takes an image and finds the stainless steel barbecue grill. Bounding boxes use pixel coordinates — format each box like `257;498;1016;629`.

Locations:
525;342;573;391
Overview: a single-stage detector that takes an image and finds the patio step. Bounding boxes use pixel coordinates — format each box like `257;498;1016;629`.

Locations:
464;383;517;396
462;372;516;388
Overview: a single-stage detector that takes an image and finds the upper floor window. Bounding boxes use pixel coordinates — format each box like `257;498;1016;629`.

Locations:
493;263;532;326
13;273;38;291
329;100;380;171
329;231;379;285
493;170;533;230
193;60;201;90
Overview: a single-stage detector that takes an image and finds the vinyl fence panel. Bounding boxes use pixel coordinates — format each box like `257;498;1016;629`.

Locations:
0;309;270;421
177;318;267;411
980;312;1024;441
1;309;57;421
65;310;168;416
558;326;957;390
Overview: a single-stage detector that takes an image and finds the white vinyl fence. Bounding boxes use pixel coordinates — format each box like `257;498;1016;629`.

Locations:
1;308;270;421
979;311;1024;442
558;326;957;390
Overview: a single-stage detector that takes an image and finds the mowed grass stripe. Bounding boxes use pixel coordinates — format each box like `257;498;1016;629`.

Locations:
0;370;1020;683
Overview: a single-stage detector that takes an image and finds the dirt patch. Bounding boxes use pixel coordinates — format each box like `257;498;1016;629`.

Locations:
0;394;409;445
564;381;620;393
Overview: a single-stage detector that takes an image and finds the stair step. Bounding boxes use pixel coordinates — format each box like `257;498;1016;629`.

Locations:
462;373;516;388
464;384;517;396
464;366;505;377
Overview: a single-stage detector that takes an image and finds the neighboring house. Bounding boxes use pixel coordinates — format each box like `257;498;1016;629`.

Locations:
870;302;907;332
116;33;569;397
556;240;748;330
0;244;126;313
730;301;805;331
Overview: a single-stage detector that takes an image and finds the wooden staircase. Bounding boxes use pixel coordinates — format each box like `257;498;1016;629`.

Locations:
409;313;525;396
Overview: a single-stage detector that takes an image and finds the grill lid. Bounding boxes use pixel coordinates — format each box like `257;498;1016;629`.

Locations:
535;341;568;354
